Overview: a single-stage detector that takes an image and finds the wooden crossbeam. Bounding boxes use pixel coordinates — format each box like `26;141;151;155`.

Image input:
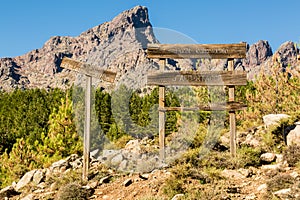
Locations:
61;57;117;83
158;102;246;112
147;71;247;86
147;43;247;59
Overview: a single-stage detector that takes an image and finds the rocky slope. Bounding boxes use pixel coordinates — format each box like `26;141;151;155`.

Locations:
0;6;299;92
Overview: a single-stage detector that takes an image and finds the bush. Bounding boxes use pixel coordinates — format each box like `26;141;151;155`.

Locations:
283;145;300;167
56;183;92;200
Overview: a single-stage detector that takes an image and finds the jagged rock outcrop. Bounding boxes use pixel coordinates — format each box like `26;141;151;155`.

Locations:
274;41;299;68
243;40;273;68
0;6;158;91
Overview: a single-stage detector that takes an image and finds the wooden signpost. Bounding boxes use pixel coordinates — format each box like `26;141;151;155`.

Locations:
61;57;116;181
146;43;247;159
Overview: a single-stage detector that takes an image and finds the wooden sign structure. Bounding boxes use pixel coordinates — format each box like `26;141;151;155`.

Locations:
146;43;247;159
61;57;116;181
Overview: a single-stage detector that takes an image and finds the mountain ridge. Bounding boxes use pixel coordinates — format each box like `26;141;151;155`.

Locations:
0;6;299;92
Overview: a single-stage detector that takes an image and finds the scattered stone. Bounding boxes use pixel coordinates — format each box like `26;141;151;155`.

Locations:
123;178;133;187
0;185;20;198
275;154;284;163
15;169;37;191
273;188;291;198
111;154;123;166
261;164;281;171
88;181;99;189
263;114;290;128
260;153;276;164
171;193;184;200
287;122;300;146
20;193;35;200
290;171;299;179
221;169;245;180
139;173;150;180
100;176;111;184
32;169;44;185
257;183;268;192
242;134;261;148
244;193;256;200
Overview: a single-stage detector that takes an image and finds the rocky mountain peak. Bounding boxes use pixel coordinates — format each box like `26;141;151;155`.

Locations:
274;41;298;67
243;40;273;68
0;5;157;91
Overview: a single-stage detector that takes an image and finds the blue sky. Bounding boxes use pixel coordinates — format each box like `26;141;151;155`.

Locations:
0;0;299;58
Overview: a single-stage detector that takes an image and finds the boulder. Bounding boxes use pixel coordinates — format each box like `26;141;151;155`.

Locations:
15;169;37;191
260;153;276;164
32;169;44;185
287;121;300;146
263;114;290;128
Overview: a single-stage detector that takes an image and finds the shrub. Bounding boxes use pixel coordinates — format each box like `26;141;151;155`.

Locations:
283;145;300;167
56;183;92;200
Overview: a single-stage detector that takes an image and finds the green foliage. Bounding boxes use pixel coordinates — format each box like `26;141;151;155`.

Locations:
0;88;65;154
0;92;82;188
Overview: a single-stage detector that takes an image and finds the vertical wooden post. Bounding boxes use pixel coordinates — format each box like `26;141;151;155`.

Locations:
228;58;236;157
159;58;166;162
83;75;92;181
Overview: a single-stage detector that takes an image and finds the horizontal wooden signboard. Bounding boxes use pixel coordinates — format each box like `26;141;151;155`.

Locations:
147;43;247;59
159;102;247;112
147;71;247;86
61;57;117;83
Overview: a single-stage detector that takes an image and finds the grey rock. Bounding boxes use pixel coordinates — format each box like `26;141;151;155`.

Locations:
20;194;35;200
275;41;298;68
287;122;300;146
0;185;20;198
111;154;123;166
263;114;290;128
243;40;273;68
273;188;291;198
171;194;184;200
100;176;111;184
32;169;44;185
221;169;245;180
15;169;37;191
260;153;276;163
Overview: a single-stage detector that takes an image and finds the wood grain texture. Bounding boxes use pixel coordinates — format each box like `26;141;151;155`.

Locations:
61;57;117;82
147;71;247;86
159;102;246;112
147;43;247;59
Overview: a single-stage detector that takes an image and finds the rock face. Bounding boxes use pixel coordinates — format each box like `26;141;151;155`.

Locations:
275;41;299;68
243;40;273;68
0;6;157;91
287;122;300;146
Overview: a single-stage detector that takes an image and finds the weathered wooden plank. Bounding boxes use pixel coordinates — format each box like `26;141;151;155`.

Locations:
147;43;247;59
147;71;247;86
61;57;117;82
83;75;91;182
158;102;247;112
158;59;166;162
228;59;237;157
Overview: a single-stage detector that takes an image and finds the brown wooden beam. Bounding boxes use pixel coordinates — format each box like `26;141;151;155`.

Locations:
147;71;247;86
61;57;117;83
158;102;247;112
147;43;247;59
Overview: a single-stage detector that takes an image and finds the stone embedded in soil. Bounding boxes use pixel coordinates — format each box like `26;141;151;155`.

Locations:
123;178;133;187
260;153;276;163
